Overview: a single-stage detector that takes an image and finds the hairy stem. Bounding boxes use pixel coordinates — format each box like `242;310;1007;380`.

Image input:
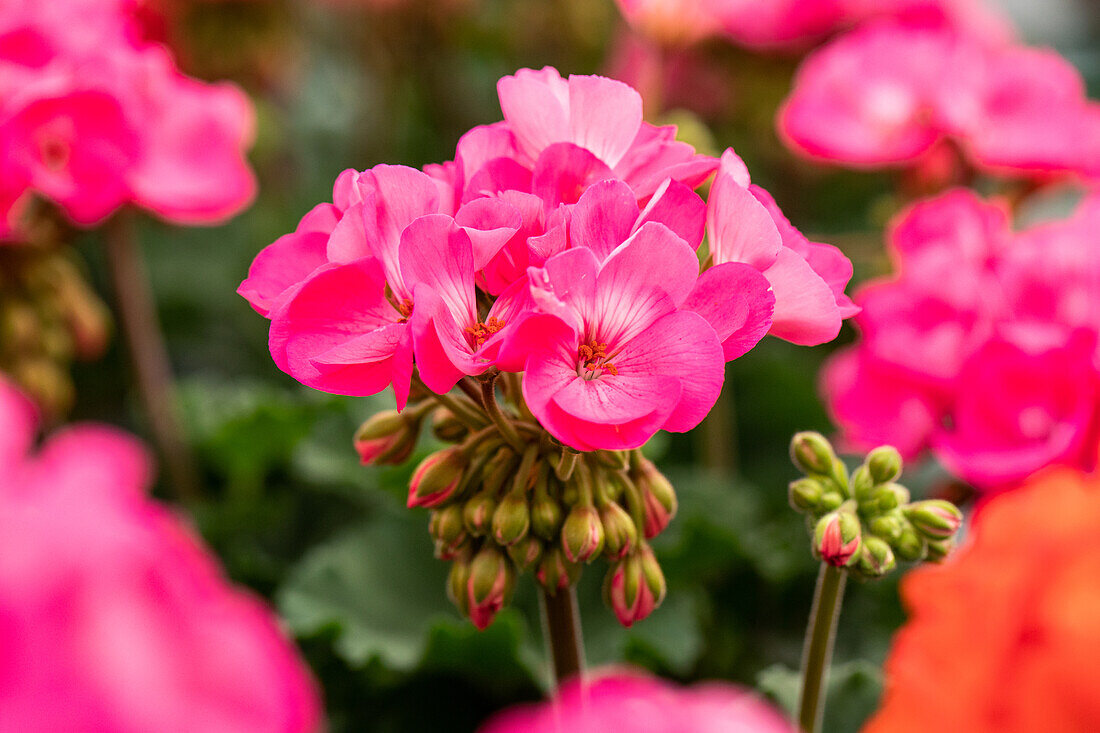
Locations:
539;584;585;689
480;373;524;451
104;212;200;502
798;563;848;733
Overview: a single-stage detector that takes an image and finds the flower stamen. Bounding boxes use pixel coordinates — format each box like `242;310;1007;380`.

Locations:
466;316;506;349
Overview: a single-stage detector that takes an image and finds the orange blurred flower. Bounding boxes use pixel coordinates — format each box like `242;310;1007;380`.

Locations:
864;465;1100;733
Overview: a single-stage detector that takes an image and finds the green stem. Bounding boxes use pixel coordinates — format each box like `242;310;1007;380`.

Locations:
539;584;585;688
104;211;200;502
480;373;524;451
420;378;488;430
798;563;848;733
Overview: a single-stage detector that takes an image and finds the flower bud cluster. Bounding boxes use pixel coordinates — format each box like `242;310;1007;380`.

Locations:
789;432;963;579
360;378;677;631
0;242;111;419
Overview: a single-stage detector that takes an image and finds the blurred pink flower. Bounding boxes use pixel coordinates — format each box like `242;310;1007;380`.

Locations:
0;375;321;732
0;0;255;238
480;668;797;733
822;189;1100;490
779;21;1100;181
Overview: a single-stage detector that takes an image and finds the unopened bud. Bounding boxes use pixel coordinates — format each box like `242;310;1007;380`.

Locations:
850;465;875;501
857;535;896;577
536;545;579;594
447;558;471;616
463;487;498;537
905;500;963;540
819;490;844;512
867;446;902;484
893;522;927;562
562;504;604;563
790;431;838;477
868;511;905;541
925;536;954;563
605;545;665;628
814;510;862;567
430;505;467;559
356;410;414;466
466;546;515;630
599;500;638;560
408;447;467;507
530;479;564;541
876;483;910;511
431;406;468;443
507;535;543;571
634;459;677;539
491;488;530;546
789;477;825;512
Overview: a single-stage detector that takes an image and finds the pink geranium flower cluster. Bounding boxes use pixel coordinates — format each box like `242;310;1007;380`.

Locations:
240;67;856;452
614;0;1011;50
0;375;321;731
779;20;1100;180
823;189;1100;491
480;668;797;733
0;0;255;240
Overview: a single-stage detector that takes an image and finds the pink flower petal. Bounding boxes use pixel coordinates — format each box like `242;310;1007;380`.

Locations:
569;179;640;261
531;142;614;207
683;263;775;360
707;169;782;271
399;214;477;327
635;178;707;250
763;248;844;345
566;73;643;168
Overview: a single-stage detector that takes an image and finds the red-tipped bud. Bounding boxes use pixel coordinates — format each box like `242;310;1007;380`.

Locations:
599;500;638;560
356;410;416;466
506;535;543;571
605;544;666;627
536;545;579;594
408;447;467;508
857;535;896;577
491;489;530;546
905;500;963;540
634;458;677;539
466;547;516;630
562;504;604;563
814;510;862;567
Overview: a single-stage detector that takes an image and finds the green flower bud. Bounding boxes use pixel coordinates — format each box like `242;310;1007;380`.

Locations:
790;431;839;477
506;535;543;571
530;474;564;541
867;446;902;484
463;487;498;537
789;477;825;512
905;500;963;540
819;490;845;512
536;545;579;594
893;522;927;562
446;557;471;616
562;504;605;563
355;410;416;466
857;535;897;577
814;510;861;567
850;465;875;501
431;406;468;443
868;511;905;541
429;504;467;559
407;447;467;508
466;546;515;630
491;488;530;546
599;500;638;560
925;536;955;563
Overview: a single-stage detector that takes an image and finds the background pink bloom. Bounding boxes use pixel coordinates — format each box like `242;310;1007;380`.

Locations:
479;668;797;733
778;21;1100;180
822;189;1100;490
0;376;321;732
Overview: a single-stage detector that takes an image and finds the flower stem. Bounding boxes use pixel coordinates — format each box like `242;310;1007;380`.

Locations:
539;584;585;688
480;373;524;451
103;212;200;502
798;563;847;733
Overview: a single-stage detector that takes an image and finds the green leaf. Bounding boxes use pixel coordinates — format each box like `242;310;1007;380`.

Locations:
756;660;884;733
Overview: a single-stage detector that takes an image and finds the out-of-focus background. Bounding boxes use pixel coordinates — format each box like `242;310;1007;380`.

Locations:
55;1;1100;730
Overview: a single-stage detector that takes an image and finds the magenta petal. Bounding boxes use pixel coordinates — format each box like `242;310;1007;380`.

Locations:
326;201;370;263
398;214;477;327
238;229;329;317
594;222;698;344
309;323;409;397
464;158;533;201
456;122;522;180
497;67;572;163
613;311;725;433
683;263;775;361
0;376;37;475
636;178;707;250
455;198;523;270
569;179;640;261
409;285;478;394
532;142;614;207
566;73;643;168
707;171;782;271
268;258;403;396
764;248;843;346
529;247;601;332
357;164;442;286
